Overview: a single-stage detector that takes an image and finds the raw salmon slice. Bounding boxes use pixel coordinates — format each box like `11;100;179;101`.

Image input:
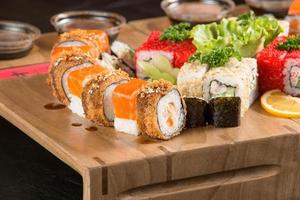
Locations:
67;65;106;97
51;46;93;60
289;0;300;15
112;79;147;120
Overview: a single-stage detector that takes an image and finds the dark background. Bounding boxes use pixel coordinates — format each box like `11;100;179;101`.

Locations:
0;0;244;200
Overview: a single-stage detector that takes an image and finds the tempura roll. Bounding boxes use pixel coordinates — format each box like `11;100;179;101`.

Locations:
137;80;186;140
82;70;130;126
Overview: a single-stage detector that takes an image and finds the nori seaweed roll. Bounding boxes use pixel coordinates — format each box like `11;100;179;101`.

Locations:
184;97;208;128
208;97;241;128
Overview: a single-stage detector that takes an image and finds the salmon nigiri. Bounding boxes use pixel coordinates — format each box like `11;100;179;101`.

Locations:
112;79;147;135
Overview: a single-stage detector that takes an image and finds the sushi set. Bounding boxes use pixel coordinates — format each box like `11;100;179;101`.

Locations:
2;7;300;200
48;11;300;141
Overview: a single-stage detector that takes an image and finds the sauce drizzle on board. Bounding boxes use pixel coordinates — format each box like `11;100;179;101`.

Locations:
44;103;66;110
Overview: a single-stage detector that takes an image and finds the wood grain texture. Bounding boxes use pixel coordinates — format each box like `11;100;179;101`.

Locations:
1;15;300;200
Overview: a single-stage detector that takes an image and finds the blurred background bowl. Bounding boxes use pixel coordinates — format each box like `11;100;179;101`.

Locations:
161;0;236;25
0;20;41;59
245;0;292;18
50;10;126;42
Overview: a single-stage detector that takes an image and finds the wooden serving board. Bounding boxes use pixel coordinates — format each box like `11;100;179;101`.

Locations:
1;16;300;200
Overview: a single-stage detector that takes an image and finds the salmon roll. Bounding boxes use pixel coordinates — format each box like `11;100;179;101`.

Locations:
112;79;147;135
137;80;186;140
82;70;130;126
51;42;98;61
48;48;107;116
59;29;110;56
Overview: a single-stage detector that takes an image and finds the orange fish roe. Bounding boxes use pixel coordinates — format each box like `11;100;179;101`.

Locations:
112;79;147;120
67;65;106;97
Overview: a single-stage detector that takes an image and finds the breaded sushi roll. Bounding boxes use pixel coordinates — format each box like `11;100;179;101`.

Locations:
137;80;186;140
82;70;130;126
51;41;98;61
59;29;110;55
48;48;107;116
112;79;147;135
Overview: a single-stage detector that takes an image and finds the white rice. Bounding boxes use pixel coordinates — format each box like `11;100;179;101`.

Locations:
68;94;85;117
157;89;185;138
114;118;140;136
57;40;85;47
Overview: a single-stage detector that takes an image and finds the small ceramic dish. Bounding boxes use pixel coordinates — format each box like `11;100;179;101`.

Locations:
51;10;126;42
161;0;236;25
0;20;40;59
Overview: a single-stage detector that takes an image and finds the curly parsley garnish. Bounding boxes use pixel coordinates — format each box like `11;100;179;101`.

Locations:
277;35;300;51
160;23;192;42
189;46;241;68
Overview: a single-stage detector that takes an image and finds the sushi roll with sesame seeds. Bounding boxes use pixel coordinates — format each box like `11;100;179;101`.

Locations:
48;48;107;116
137;80;186;140
177;61;209;97
202;58;258;116
59;29;110;56
81;70;130;126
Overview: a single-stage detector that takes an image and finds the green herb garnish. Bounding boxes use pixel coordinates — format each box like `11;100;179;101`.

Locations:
189;46;241;68
160;22;192;42
277;35;300;51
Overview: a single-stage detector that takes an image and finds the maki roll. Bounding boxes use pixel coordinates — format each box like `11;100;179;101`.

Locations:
257;35;300;96
184;97;208;128
111;40;135;69
137;80;186;140
208;97;241;128
256;36;287;93
48;48;107;116
283;49;300;96
135;31;196;80
112;79;147;135
51;42;98;61
59;29;110;56
202;58;258;116
82;70;130;126
177;61;208;97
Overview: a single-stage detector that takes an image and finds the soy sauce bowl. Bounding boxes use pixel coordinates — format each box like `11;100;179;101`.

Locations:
50;10;126;42
161;0;235;25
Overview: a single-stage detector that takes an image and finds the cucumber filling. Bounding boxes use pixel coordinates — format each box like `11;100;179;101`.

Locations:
138;54;179;84
289;66;300;89
209;80;236;98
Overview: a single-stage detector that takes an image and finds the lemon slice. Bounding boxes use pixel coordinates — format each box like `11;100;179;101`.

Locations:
260;89;300;118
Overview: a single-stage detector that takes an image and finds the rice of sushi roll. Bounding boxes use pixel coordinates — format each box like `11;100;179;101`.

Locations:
137;80;186;140
59;29;110;56
208;97;241;128
81;70;130;126
48;48;107;116
112;79;147;135
177;61;209;97
202;58;258;116
183;97;208;128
